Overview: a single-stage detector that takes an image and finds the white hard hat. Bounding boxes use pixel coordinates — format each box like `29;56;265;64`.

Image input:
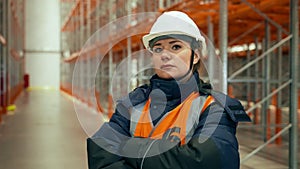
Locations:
142;11;206;56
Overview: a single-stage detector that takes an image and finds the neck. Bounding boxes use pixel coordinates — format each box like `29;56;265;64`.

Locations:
150;71;200;101
176;70;193;83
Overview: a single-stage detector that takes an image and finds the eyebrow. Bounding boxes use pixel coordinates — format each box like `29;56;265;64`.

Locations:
169;40;181;44
153;43;161;47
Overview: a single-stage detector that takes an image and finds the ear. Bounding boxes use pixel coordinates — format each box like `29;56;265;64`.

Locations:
193;51;200;64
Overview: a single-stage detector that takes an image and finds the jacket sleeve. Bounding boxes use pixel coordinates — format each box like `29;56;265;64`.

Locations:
87;85;150;169
194;102;240;169
87;89;250;169
120;136;221;169
120;94;250;169
87;109;134;169
193;92;251;169
118;103;224;169
87;137;134;169
88;100;191;169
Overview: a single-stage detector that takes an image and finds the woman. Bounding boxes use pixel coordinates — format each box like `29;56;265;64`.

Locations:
87;11;250;169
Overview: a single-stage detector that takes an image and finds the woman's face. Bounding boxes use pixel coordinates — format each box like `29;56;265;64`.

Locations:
150;38;199;80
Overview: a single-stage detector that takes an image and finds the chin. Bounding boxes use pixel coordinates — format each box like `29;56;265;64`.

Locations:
156;69;187;79
157;72;181;79
157;74;172;79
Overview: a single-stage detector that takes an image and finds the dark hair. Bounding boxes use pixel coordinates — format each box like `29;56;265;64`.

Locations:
190;38;202;72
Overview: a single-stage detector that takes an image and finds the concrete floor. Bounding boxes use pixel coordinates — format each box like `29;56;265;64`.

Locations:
0;90;298;169
0;90;88;169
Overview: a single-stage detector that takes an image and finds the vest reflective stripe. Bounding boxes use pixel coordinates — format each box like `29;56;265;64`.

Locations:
130;92;215;144
201;95;214;112
132;99;153;137
129;102;149;137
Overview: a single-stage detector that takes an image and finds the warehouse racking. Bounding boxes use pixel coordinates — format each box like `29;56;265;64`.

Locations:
60;0;299;168
0;0;25;122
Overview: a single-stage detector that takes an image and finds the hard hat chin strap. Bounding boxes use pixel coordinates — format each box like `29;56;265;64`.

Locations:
190;50;195;71
176;50;195;81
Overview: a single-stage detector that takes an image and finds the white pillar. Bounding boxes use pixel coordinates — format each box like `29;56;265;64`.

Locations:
25;0;60;89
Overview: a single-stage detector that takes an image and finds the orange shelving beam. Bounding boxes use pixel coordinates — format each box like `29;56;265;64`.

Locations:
0;34;6;46
158;0;293;48
61;0;81;32
63;0;300;62
61;0;99;32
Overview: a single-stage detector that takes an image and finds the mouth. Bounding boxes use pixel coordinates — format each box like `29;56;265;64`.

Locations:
160;64;175;70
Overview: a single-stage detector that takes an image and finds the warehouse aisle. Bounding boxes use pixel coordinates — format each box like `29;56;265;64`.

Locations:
0;90;89;169
0;90;298;169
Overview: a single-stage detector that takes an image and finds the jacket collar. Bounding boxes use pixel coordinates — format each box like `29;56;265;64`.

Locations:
149;71;201;102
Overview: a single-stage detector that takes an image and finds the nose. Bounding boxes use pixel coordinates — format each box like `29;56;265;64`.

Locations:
160;50;172;62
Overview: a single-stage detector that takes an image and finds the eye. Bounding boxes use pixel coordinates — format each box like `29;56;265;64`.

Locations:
171;44;182;51
152;47;163;53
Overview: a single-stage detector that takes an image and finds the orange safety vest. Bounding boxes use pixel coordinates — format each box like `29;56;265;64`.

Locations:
130;92;214;145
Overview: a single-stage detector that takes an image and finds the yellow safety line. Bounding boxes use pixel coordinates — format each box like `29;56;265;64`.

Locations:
26;86;58;91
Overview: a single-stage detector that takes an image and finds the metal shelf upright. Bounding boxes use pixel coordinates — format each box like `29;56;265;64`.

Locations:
0;0;25;123
60;1;299;168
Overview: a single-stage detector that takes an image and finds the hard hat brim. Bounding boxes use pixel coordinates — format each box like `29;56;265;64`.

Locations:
142;31;197;50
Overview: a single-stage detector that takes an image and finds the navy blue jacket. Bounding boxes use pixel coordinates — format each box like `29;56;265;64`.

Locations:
87;72;251;169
